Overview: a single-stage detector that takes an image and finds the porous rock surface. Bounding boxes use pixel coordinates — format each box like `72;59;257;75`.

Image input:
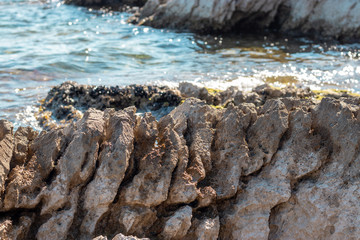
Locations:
38;81;314;128
137;0;360;40
1;85;360;239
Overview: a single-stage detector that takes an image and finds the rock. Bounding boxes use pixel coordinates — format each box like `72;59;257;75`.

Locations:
0;83;360;239
162;99;216;205
196;186;216;208
93;236;108;240
179;82;221;105
0;215;33;240
184;216;220;240
119;128;177;207
3;127;65;210
112;233;150;240
193;217;220;240
117;205;157;237
11;126;38;169
137;0;360;40
220;101;329;240
80;108;136;237
160;206;193;240
206;104;252;200
100;108;180;238
253;84;313;102
40;109;105;214
36;187;80;240
40;81;182;127
246;99;289;174
93;233;150;240
38;82;334;129
269;98;360;240
0;219;12;239
0;120;14;196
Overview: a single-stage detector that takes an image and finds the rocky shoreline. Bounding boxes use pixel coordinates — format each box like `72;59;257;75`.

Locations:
1;82;360;239
37;81;360;128
135;0;360;41
65;0;360;41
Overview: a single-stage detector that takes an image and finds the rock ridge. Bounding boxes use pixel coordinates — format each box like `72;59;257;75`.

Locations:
135;0;360;41
1;84;360;239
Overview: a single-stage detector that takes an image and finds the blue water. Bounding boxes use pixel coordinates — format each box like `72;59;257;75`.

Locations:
1;0;360;129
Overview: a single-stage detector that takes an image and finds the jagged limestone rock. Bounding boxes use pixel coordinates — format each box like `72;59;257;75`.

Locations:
0;85;359;239
0;120;14;197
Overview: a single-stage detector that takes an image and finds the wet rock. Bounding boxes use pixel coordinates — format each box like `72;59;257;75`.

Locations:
39;81;182;128
39;82;330;130
137;0;360;40
179;82;313;108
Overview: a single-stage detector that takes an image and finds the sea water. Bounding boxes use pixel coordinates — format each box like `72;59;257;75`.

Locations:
1;0;359;129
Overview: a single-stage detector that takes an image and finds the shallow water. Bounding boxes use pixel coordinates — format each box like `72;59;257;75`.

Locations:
1;0;360;129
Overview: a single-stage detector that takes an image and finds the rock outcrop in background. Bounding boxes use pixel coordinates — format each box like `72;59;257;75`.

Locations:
64;0;147;7
63;0;360;40
37;81;316;129
1;83;360;239
136;0;360;40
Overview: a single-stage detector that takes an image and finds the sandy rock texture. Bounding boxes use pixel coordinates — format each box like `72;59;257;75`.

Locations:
1;83;360;239
136;0;360;40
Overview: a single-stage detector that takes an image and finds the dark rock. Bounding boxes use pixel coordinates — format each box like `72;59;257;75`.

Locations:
39;81;182;128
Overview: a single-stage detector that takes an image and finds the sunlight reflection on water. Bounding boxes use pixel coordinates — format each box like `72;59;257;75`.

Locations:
0;0;359;129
